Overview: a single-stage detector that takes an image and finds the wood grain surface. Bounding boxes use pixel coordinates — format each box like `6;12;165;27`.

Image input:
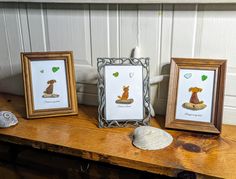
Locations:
0;93;235;178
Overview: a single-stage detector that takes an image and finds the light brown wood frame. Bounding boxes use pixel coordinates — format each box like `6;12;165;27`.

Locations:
165;58;227;134
21;51;78;119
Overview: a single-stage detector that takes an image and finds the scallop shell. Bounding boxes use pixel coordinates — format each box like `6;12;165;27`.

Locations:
0;111;18;128
132;126;173;150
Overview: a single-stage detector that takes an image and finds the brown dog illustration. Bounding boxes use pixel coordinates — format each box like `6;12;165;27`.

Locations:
44;79;56;95
182;87;206;110
116;85;134;104
118;86;129;100
189;87;203;104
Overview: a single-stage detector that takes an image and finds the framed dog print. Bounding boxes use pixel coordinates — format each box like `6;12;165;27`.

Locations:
21;51;78;118
165;58;227;134
97;58;151;128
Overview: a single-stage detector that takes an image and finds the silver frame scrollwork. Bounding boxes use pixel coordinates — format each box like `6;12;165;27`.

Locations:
97;57;151;128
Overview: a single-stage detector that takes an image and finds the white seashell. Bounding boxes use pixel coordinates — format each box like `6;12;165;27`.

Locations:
133;126;173;150
0;111;18;128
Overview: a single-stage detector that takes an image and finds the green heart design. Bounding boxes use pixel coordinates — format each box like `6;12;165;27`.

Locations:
52;67;60;73
202;75;208;81
113;72;119;77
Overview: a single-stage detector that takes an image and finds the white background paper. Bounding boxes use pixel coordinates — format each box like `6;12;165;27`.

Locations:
105;66;143;121
175;69;215;123
31;60;69;110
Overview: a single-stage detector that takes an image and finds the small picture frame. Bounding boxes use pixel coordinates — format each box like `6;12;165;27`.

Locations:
97;58;151;128
21;51;78;118
165;58;227;134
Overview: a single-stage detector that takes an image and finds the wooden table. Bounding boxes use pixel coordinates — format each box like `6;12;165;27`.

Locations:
0;93;235;178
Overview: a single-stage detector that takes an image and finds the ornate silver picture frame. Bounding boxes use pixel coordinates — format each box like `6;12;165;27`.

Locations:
97;58;151;128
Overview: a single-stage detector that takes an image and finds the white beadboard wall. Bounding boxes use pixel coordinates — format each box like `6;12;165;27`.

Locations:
0;3;235;124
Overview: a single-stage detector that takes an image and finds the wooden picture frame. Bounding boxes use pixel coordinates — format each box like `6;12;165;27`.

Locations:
165;58;227;134
21;51;78;118
97;58;151;128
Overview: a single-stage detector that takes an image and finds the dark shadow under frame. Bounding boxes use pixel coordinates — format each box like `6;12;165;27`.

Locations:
97;57;151;128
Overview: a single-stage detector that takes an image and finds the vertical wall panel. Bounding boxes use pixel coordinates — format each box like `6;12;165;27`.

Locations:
196;5;236;62
109;4;119;58
119;5;138;57
139;4;161;75
171;4;198;57
0;3;25;96
90;4;109;65
19;3;31;52
46;4;91;65
3;3;23;74
139;4;162;111
225;67;236;96
27;3;47;51
223;108;236;125
159;4;174;67
0;3;12;79
225;73;236;96
156;4;174;114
